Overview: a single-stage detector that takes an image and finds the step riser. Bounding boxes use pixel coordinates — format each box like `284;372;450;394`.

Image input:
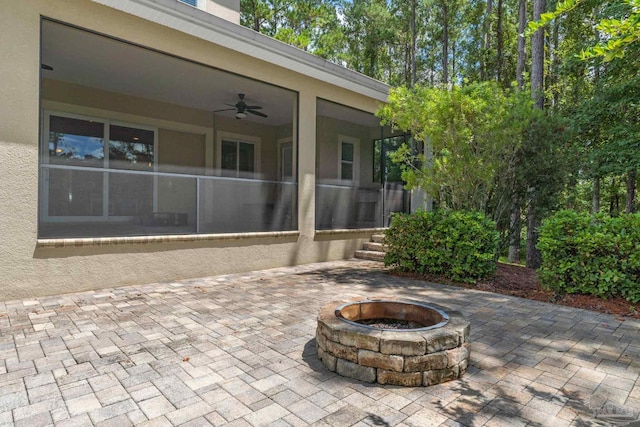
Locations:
371;234;385;243
364;242;387;252
354;250;385;262
354;234;387;262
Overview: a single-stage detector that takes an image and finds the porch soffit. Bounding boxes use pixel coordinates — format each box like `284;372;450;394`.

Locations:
90;0;390;103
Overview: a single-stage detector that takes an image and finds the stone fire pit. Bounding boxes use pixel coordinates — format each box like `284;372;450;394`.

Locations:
316;297;470;386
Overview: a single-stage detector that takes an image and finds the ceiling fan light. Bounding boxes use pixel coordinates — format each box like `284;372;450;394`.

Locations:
235;112;247;120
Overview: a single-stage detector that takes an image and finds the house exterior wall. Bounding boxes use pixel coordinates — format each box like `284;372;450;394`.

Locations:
42;79;283;181
205;0;240;24
0;0;383;300
316;115;379;188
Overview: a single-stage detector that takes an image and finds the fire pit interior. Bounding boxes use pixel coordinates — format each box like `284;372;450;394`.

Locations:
336;300;449;331
317;297;470;386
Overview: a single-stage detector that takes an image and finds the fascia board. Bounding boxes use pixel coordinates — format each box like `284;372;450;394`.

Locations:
90;0;390;102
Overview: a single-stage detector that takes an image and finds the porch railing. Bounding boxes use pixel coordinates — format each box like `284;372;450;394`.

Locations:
315;182;407;230
39;164;297;239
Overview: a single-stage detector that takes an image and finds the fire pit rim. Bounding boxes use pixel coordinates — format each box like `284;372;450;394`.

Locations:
334;299;450;332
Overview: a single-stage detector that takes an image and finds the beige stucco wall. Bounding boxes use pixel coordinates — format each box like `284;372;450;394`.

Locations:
158;129;206;175
157;129;204;224
43;79;288;181
316;115;379;188
205;0;240;25
0;0;383;300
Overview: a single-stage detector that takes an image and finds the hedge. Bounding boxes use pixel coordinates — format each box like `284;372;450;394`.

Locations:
384;210;499;283
537;210;640;302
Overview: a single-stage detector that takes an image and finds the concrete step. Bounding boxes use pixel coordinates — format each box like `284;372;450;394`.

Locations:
354;250;385;262
364;242;387;252
371;234;385;243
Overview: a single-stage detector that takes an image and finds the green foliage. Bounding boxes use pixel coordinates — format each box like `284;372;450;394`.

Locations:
377;82;539;213
240;0;515;87
528;0;640;61
373;135;406;183
240;0;345;61
339;0;399;82
587;74;640;177
384;210;499;283
537;210;640;302
239;0;638;223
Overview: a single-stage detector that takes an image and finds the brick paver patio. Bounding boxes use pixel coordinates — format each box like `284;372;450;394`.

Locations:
1;259;639;426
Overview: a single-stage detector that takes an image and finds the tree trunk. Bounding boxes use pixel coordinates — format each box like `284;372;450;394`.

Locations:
627;169;637;213
527;0;545;269
592;176;600;213
613;178;617;215
247;0;261;32
411;0;417;86
496;0;504;84
442;2;449;86
531;0;546;109
508;202;521;263
452;41;456;87
405;44;411;85
526;194;542;268
566;174;577;209
516;0;526;90
550;22;560;107
482;0;493;81
430;62;435;86
510;0;526;261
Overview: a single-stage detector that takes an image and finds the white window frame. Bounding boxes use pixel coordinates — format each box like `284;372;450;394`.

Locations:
278;137;295;182
338;135;360;185
41;109;158;222
216;131;261;178
178;0;206;10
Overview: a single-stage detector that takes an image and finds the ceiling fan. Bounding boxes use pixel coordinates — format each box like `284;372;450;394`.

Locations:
215;93;267;119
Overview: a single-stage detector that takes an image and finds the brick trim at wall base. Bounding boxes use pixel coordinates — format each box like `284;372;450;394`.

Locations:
36;230;300;248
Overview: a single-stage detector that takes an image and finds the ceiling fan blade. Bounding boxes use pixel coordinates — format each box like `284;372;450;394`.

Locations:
247;109;268;118
213;108;236;113
245;105;262;110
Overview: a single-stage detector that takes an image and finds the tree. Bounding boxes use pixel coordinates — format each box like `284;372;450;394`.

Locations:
240;0;345;61
377;83;534;215
508;0;527;263
525;0;546;269
241;0;270;31
587;70;640;213
237;0;638;244
410;0;418;86
529;0;640;61
338;0;398;82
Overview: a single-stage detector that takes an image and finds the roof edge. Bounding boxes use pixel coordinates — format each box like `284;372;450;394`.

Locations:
90;0;390;102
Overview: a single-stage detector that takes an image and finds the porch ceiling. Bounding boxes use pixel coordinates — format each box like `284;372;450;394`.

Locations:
41;20;295;126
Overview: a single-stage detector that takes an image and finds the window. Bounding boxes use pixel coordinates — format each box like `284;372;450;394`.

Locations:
109;125;154;171
221;140;255;177
49;115;104;167
216;132;260;178
279;139;294;181
178;0;207;10
338;135;359;183
178;0;198;7
341;142;353;180
42;111;156;220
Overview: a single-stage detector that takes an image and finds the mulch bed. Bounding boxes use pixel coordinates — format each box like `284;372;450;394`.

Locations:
391;263;640;320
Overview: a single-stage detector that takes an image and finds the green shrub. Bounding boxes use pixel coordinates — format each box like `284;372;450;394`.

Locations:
384;210;499;283
537;210;640;302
